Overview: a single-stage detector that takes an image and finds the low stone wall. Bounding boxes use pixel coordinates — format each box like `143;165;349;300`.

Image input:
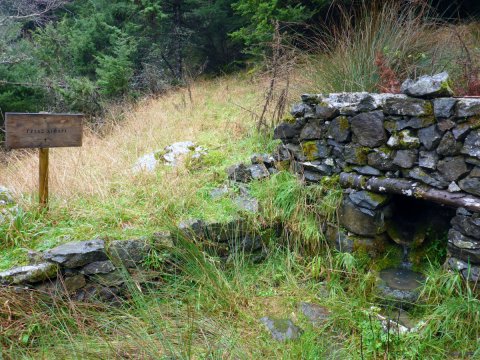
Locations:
268;73;480;280
0;219;264;301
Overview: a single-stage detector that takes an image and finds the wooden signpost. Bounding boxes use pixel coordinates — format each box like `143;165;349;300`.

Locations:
5;113;84;207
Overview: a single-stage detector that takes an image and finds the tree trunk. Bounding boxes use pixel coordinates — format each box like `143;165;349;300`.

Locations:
339;172;480;213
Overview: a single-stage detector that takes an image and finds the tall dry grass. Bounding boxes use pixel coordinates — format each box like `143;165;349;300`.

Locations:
0;75;264;201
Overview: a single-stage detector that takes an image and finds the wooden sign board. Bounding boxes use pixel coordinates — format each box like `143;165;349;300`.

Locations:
5;113;83;149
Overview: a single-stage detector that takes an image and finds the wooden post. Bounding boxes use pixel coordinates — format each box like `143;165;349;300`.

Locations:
39;148;49;207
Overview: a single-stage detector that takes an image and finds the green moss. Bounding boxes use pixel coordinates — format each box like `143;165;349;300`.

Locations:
301;141;318;161
338;116;350;131
423;101;434;116
283;114;296;124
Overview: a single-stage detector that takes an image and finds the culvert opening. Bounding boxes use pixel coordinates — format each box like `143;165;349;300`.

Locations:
385;195;456;263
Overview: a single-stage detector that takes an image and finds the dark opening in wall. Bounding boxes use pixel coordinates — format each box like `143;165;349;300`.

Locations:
385;195;455;264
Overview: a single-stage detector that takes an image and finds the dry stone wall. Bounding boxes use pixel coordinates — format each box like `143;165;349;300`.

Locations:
0;219;264;301
271;73;480;281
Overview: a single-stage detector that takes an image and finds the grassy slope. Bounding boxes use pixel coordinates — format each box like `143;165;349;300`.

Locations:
0;73;280;270
1;72;479;359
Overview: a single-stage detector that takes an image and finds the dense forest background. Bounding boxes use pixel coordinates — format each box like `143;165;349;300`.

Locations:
0;0;479;117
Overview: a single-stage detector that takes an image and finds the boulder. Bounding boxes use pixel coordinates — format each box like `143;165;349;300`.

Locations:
350;111;386;147
44;240;107;268
0;263;58;285
64;274;87;293
437;156;469;182
401;72;453;98
290;103;310;118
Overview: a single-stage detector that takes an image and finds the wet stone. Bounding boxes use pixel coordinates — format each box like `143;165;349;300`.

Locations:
348;191;390;210
81;260;116;275
437;132;463;156
461;130;480;159
387;130;420;149
339;197;386;236
64;274;87;293
434;98;457;118
407;167;449;189
314;104;339;119
109;239;151;268
455;98;480;118
377;268;425;307
344;145;368;165
401;72;453;98
251;153;275;167
437;156;469;182
301;141;331;160
471;167;480;177
290;103;310;118
437;119;456;132
0;263;58;285
418;151;438;170
451;213;480;239
448;182;461;192
327;116;351;143
44;240;107;268
392;150;417;168
350;111;386;147
452;123;472;141
259;317;303;342
273;119;305;142
459;177;480;197
299;119;325;141
448;229;480;250
352;165;382;176
367;148;396;171
418;125;442;150
299;302;330;327
384;97;432;117
249;164;270;180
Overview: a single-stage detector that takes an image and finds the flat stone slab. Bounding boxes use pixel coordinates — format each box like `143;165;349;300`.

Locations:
0;263;58;285
44;239;107;268
260;316;303;342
